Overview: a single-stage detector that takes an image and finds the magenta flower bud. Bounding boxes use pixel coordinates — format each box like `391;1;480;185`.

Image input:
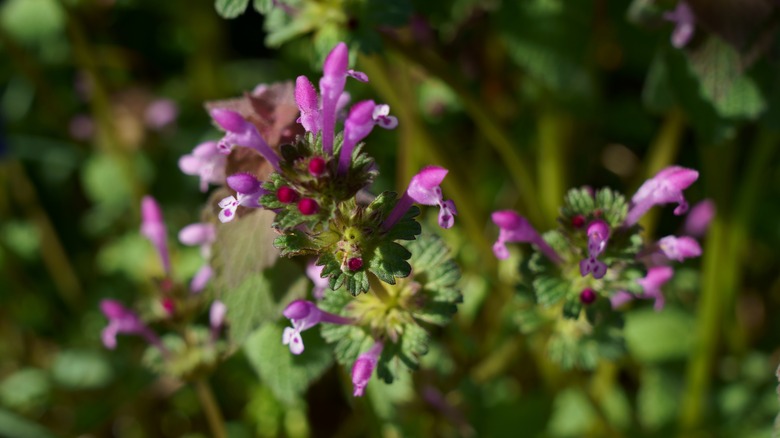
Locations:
189;264;213;294
683;199;715;238
282;300;352;355
580;288;597;304
383;166;457;231
638;266;674;311
161;297;175;316
580;220;610;279
571;214;586;228
308;156;327;177
352;341;383;397
657;235;702;262
297;198;319;215
664;1;695;49
625;166;699;227
209;109;280;171
295;75;321;134
491;210;562;264
179;141;227;192
140;196;170;275
277;186;298;203
347;257;363;271
227;172;262;194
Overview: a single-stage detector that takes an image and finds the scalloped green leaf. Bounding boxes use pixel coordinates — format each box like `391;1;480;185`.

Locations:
244;323;333;405
532;276;569;308
368;241;412;285
214;0;249;18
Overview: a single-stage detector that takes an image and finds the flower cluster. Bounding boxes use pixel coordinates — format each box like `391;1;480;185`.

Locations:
99;196;229;380
492;166;708;369
173;42;461;396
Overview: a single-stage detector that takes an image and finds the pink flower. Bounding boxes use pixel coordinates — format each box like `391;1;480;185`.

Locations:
178;141;227;192
657;235;701;262
352;341;383;397
490;210;562;263
100;299;166;354
140;196;170;275
210;109;280;171
625;166;699;227
319;42;368;155
282;300;352;354
383;166;457;231
337;100;397;174
579;220;610;279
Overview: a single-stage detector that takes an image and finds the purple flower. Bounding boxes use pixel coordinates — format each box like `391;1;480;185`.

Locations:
178;141;227;192
637;266;674;311
100;299;166;354
683;199;715;238
210;108;281;171
295;75;321;134
189;265;213;294
140;196;170;275
282;300;352;355
144;98;178;131
580;220;610;279
306;261;329;299
657;235;701;262
210;300;227;340
338;100;398;174
491;210;562;264
217;173;266;223
625;166;699;227
352;341;383;397
610;290;635;309
319;42;368;155
383;166;457;231
664;2;695;49
179;223;216;255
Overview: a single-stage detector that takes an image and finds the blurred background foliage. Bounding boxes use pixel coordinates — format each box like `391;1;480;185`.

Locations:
1;0;780;436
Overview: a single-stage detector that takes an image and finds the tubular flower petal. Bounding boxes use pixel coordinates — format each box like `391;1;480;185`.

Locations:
491;210;562;264
383;166;457;230
319;42;368;155
140;196;171;275
100;299;165;353
217;173;267;223
663;1;695;48
683;199;715;238
637;266;674;311
189;265;213;294
295;75;321;134
337;101;397;174
209;108;280;171
579;220;610;279
625;166;699;227
352;341;383;397
281;300;352;355
306;261;329;299
657;235;702;262
178;141;226;192
210;300;227;340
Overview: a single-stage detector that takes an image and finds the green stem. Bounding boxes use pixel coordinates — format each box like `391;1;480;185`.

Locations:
537;109;572;226
194;379;227;438
383;35;542;225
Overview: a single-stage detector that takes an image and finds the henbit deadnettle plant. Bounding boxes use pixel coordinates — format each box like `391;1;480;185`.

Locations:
492;166;705;369
190;42;462;396
99;196;229;380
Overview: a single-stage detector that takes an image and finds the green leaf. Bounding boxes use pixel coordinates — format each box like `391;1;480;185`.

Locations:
0;408;57;438
212;209;278;293
214;0;249;19
244;323;334;405
687;36;766;120
252;0;273;14
224;260;308;344
638;368;681;430
51;350;112;390
624;307;694;363
368;242;412;285
0;369;49;412
274;230;317;257
532;276;568;307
